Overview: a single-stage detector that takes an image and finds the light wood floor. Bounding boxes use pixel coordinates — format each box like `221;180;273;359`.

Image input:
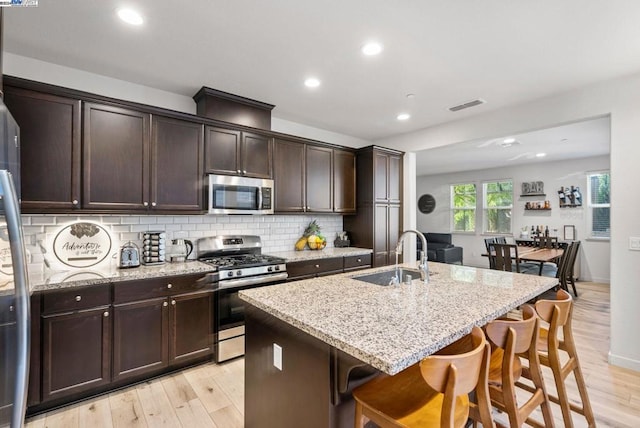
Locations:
25;282;640;428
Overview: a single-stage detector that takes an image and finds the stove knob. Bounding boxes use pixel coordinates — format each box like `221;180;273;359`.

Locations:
236;270;242;276
274;265;280;271
267;266;273;272
227;271;234;278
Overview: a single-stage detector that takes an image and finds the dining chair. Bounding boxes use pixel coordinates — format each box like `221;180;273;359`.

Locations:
563;241;581;297
353;326;495;428
534;236;558;249
491;244;538;274
479;305;555;428
484;238;497;269
495;236;507;244
517;290;595;428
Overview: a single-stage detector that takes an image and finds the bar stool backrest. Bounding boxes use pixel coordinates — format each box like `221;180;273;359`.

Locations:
535;289;572;328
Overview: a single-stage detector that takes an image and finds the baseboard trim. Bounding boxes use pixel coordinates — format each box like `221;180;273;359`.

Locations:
608;352;640;372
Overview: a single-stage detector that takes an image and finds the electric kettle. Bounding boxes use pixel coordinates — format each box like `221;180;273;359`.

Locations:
170;239;193;262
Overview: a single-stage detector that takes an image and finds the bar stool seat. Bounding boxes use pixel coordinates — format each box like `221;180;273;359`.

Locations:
352;326;495;428
480;305;555;428
518;289;595;428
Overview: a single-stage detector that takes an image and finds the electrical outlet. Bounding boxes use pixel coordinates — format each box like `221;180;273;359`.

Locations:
630;237;640;251
273;343;282;370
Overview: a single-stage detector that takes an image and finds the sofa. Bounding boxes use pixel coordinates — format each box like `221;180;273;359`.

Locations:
416;232;464;265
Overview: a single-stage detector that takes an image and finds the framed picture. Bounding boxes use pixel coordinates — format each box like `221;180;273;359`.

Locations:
564;225;576;241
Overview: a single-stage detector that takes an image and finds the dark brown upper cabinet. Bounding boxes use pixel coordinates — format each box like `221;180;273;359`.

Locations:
273;139;356;214
374;151;402;204
333;149;356;213
204;126;272;178
151;116;204;211
273;138;305;212
83;104;204;212
305;145;333;212
3;87;81;211
83;102;151;210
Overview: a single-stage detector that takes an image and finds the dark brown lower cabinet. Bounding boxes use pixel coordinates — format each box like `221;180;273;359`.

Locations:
113;298;169;382
41;306;111;401
169;290;214;364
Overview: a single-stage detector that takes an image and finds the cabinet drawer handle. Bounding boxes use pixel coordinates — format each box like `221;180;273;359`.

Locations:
357;258;362;263
72;199;79;205
167;283;172;289
75;295;82;302
171;300;176;305
103;311;109;317
163;301;168;307
151;202;157;207
143;201;149;207
315;264;320;268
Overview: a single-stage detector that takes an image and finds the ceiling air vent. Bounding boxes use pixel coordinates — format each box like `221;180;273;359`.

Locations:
448;99;486;112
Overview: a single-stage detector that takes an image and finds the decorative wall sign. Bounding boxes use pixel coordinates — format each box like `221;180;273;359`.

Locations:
564;225;576;241
521;181;544;195
418;194;436;214
52;221;113;268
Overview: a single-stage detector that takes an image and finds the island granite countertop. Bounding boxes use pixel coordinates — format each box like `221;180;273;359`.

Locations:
270;247;372;262
29;261;215;293
239;261;557;375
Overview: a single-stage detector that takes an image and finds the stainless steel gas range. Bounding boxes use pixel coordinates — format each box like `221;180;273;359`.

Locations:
196;235;287;362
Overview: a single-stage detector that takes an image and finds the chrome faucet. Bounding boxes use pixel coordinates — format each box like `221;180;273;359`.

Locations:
395;230;429;283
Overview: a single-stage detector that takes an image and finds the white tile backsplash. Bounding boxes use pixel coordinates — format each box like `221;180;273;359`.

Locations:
22;214;345;274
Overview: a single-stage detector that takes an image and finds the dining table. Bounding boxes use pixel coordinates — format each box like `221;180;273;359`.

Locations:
516;246;564;275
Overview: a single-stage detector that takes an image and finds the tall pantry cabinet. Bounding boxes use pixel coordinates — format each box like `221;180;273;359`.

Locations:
344;146;403;267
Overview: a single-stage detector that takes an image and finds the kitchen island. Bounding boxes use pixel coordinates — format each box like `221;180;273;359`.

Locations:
239;261;557;428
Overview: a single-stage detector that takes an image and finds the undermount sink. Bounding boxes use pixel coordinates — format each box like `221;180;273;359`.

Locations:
352;267;423;286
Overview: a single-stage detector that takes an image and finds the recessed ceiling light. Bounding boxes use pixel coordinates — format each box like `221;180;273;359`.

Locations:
406;94;415;99
117;8;144;25
361;42;383;56
304;78;321;88
396;113;411;121
561;138;569;142
536;153;547;158
503;137;516;144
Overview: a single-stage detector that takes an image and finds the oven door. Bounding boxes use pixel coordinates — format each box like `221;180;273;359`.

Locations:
214;276;286;362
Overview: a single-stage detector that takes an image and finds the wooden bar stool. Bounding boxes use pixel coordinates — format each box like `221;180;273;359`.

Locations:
481;305;554;428
518;290;595;427
352;326;495;428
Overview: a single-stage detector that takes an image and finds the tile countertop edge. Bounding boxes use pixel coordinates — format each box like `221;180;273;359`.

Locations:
29;261;216;293
239;263;558;375
270;247;373;262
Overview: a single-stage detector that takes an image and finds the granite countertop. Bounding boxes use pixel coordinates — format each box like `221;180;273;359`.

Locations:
29;261;216;293
239;262;557;375
270;247;372;262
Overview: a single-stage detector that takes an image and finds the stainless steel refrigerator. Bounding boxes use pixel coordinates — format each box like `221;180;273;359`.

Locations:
0;98;29;428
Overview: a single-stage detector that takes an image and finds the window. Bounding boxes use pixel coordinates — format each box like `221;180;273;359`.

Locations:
451;183;476;232
483;180;513;234
587;172;610;238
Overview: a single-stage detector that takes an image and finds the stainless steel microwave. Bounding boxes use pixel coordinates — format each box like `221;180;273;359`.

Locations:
208;174;274;215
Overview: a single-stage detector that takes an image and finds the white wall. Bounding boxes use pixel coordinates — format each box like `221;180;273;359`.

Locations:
377;72;640;372
416;155;610;282
4;53;373;147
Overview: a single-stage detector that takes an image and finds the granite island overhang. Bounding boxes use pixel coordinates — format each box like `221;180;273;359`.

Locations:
239;262;557;428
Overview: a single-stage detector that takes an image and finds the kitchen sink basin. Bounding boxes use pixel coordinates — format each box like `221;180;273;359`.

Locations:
352;267;423;286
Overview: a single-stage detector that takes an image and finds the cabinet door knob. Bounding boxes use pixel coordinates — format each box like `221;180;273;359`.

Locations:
151;202;157;207
75;295;82;302
163;301;168;307
242;170;247;175
103;311;109;317
357;258;362;263
315;264;320;268
72;199;79;205
167;283;172;289
9;305;14;312
237;169;241;174
143;201;149;207
171;300;176;305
